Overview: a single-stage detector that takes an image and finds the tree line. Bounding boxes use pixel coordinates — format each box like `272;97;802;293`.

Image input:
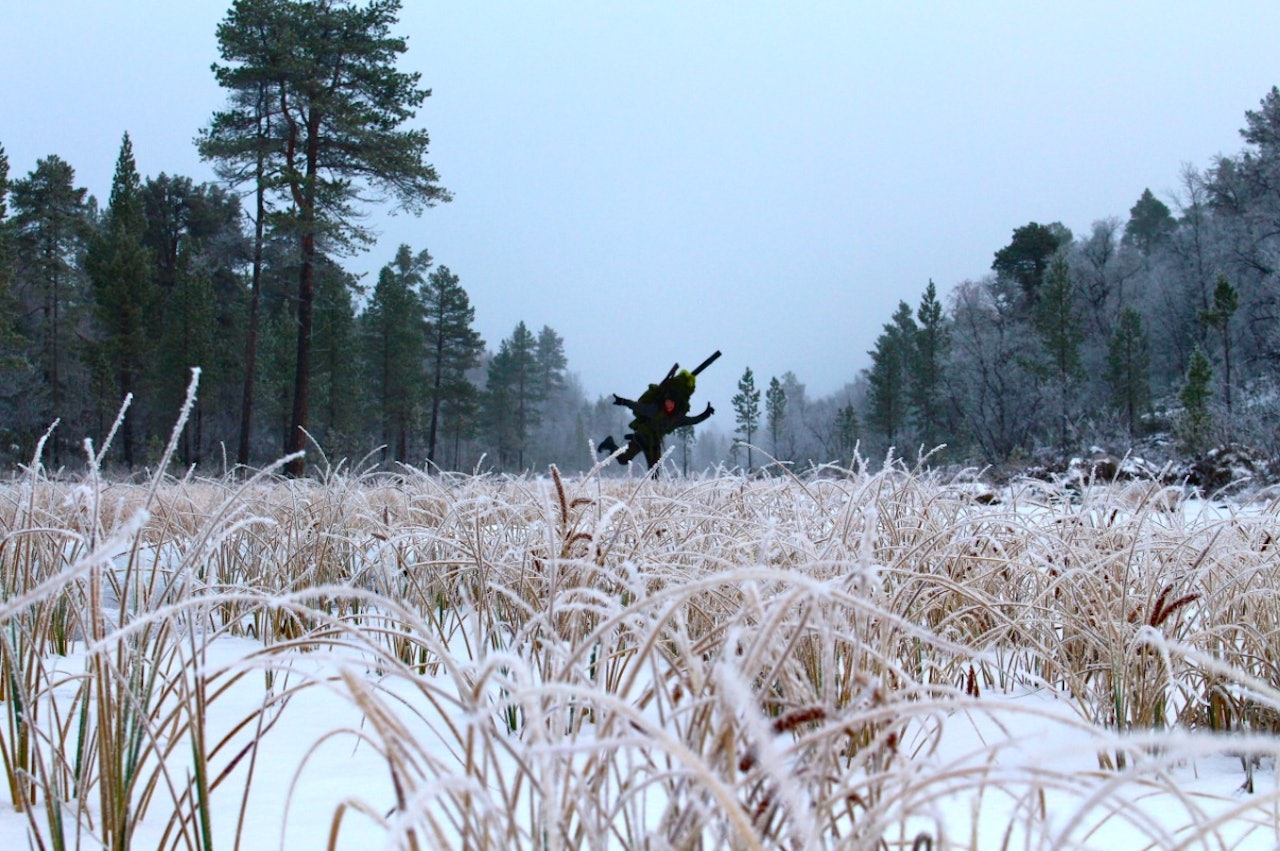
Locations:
5;0;1280;476
0;0;635;475
726;87;1280;473
0;132;635;473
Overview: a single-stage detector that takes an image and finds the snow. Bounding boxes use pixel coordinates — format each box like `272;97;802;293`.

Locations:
3;475;1280;849
11;621;1277;849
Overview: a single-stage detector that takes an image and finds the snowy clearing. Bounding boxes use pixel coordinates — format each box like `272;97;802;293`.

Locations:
2;462;1280;849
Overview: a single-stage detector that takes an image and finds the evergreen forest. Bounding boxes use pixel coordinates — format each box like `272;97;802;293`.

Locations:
1;0;1279;479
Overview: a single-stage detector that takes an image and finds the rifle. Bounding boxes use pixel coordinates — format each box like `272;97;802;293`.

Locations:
663;350;722;383
690;350;722;377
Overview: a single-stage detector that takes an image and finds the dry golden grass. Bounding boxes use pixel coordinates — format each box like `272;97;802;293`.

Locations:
3;436;1280;848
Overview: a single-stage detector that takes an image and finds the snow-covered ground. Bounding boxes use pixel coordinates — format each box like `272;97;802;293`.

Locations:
2;469;1279;849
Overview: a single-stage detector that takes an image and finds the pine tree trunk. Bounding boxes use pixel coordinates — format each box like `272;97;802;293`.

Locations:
120;368;134;469
237;156;266;469
285;126;320;478
427;333;444;467
285;230;315;477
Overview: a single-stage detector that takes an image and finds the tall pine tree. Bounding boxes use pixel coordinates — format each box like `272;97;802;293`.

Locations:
86;133;155;468
910;280;948;453
421;263;483;469
200;0;450;476
1200;274;1238;421
866;301;916;448
1106;307;1151;436
1033;255;1084;455
10;155;92;466
361;244;428;463
0;144;26;374
486;322;540;470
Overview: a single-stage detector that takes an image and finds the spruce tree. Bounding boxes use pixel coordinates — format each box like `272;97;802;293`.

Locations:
10;155;92;466
422;264;483;469
530;325;573;467
360;244;428;463
732;366;761;472
765;375;787;459
85;133;155;468
311;259;361;458
155;242;216;466
486;322;540;470
534;325;568;402
911;280;948;452
0;146;29;464
866;301;916;447
137;175;250;463
1105;308;1151;437
1033;255;1084;455
1178;348;1214;455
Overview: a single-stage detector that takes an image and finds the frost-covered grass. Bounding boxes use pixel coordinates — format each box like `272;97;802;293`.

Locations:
3;444;1280;848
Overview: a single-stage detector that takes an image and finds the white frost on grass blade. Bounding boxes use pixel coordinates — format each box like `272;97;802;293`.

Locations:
2;462;1280;848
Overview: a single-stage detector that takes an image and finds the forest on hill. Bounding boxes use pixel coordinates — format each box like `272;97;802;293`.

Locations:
1;0;1278;480
849;87;1280;484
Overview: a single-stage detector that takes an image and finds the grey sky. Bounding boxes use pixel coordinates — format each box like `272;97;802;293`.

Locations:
3;2;1279;412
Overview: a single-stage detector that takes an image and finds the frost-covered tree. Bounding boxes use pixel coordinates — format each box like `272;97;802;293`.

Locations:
674;424;696;476
1074;217;1140;339
946;277;1042;463
835;401;859;466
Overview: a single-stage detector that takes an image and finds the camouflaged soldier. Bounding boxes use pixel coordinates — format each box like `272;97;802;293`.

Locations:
598;352;719;472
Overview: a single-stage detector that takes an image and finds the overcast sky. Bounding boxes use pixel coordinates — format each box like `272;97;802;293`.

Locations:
3;2;1280;412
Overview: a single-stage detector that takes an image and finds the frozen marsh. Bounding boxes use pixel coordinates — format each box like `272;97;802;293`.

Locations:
2;458;1280;849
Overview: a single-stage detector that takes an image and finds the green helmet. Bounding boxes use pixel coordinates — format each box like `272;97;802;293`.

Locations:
673;369;696;398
